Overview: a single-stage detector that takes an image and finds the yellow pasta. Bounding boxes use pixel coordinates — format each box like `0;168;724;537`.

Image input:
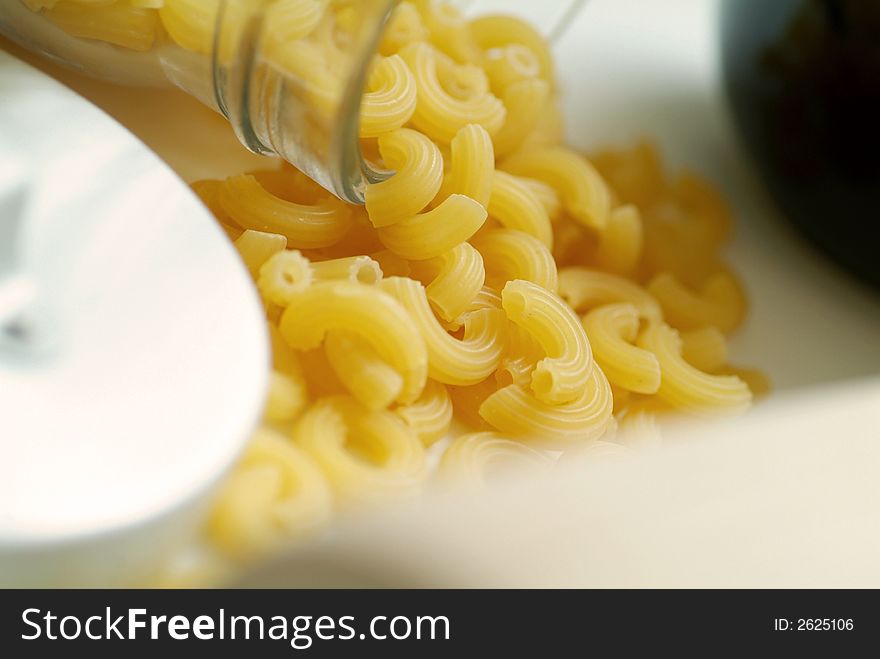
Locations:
219;175;353;249
379;1;429;56
637;322;752;414
234;230;288;279
324;332;404;411
408;242;486;322
436;124;495;209
207;428;332;558
369;249;411;278
257;250;314;308
292;396;426;505
647;271;747;333
264;370;308;425
311;255;383;285
379;276;507;386
492;79;552;158
483;44;542;93
488;171;554;248
502;279;592;405
472;229;558;293
502;147;611;232
680;326;729;373
521;177;562;221
594;205;644;276
496;323;544;388
399;42;506;143
394;379;453;446
360;55;418;139
479;367;614;445
158;0;219;55
558;267;663;322
581;304;661;394
365;128;444;227
278;281;428;404
377;194;488;261
413;0;482;64
469;13;555;85
439;432;551;489
43;0;159;51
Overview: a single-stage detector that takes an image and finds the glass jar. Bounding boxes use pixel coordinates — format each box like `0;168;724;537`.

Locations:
0;0;584;203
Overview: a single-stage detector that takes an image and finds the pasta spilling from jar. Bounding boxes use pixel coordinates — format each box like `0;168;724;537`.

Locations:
24;0;769;575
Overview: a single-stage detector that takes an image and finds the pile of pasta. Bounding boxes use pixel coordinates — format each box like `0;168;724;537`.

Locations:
24;0;768;568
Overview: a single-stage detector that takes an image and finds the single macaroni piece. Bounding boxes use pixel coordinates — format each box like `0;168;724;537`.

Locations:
394;379;453;446
413;0;482;64
219;175;353;249
234;230;288;279
637;322;752;413
399;42;506;143
360;55;418;139
492;79;551;158
469;13;555;85
502;279;592;405
279;281;428;404
648;271;747;333
207;428;332;558
558;267;663;322
488;171;554;248
483;44;542;94
379;277;507;386
365;128;444;227
502;147;611;231
324;332;404;411
437;124;495;209
472;229;558;293
292;396;426;505
264;369;308;425
581;304;661;395
311;255;383;285
479;367;614;445
377;194;487;261
159;0;220;55
680;326;729;373
379;1;429;56
594;205;644;276
439;432;551;489
408;242;486;322
257;250;314;308
262;0;333;55
520;177;562;221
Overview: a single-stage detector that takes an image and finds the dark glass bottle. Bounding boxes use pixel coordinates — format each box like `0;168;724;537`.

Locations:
722;0;880;288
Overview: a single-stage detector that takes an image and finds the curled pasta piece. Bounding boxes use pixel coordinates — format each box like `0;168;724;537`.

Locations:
379;1;429;56
501;147;611;231
264;369;308;425
594;205;643;276
360;55;418;139
521;177;562;221
394;379;453;446
472;229;558;293
409;243;486;322
492;79;551;158
234;230;287;279
262;0;327;45
496;323;544;388
502;279;592;405
292;396;426;505
488;171;553;248
191;179;241;239
680;326;728;372
158;0;220;55
483;44;542;93
365;128;443;227
479;367;614;445
647;271;747;333
637;323;752;413
437;124;494;209
558;267;663;322
219;175;353;249
45;0;159;51
207;428;332;557
413;0;482;64
440;285;504;332
279;281;428;404
469;13;555;85
257;250;314;308
439;432;551;489
581;304;661;394
379;277;507;386
399;42;506;143
377;194;488;261
311;256;383;285
324;332;404;411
